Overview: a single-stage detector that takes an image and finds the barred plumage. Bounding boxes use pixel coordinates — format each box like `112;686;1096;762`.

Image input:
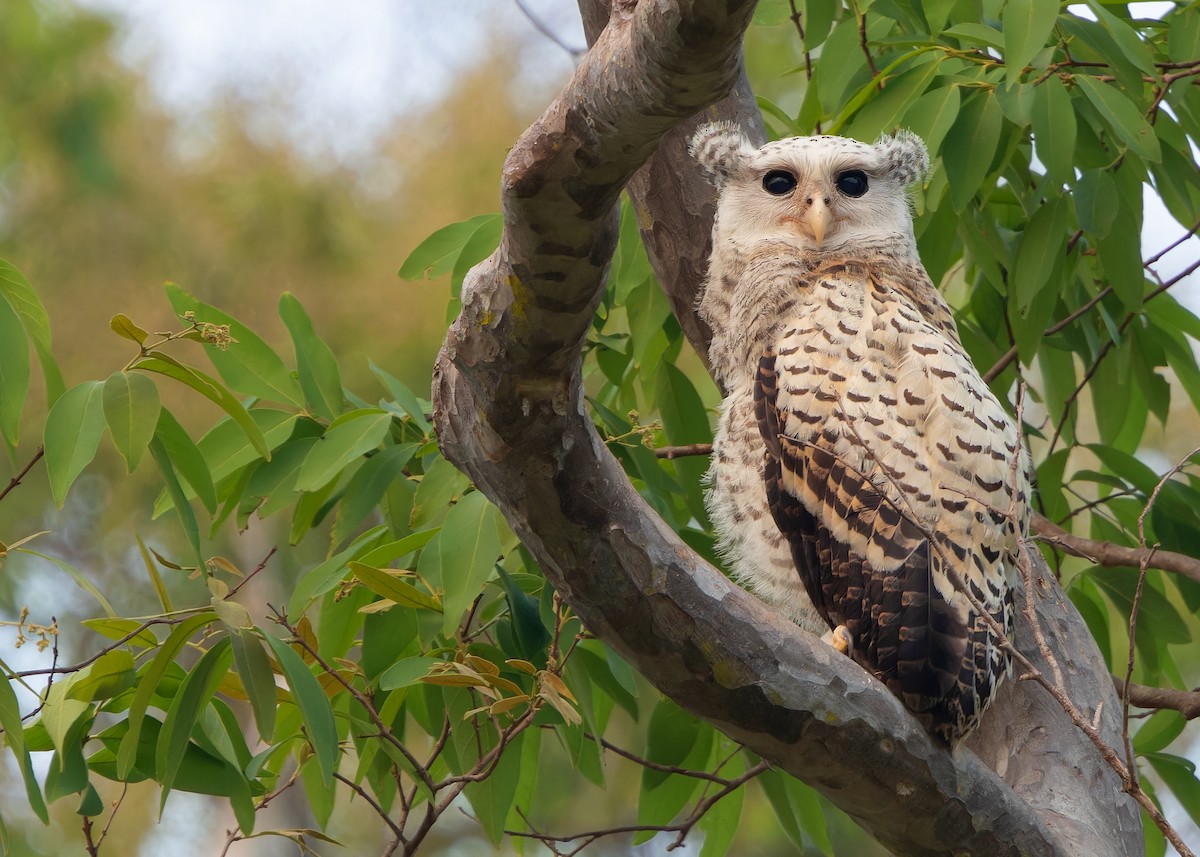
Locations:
694;125;1030;745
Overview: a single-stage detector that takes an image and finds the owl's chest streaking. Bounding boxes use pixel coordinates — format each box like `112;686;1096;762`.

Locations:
704;251;1030;744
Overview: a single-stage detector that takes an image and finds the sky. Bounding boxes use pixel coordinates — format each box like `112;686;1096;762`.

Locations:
76;0;586;164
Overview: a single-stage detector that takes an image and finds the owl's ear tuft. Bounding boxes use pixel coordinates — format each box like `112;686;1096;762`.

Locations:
690;121;756;184
875;130;929;186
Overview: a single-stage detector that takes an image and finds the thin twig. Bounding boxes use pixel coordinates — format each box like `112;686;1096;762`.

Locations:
0;446;45;504
654;443;712;459
1032;514;1200;585
513;0;586;59
226;546;278;599
1124;447;1200;782
582;730;737;785
335;772;404;840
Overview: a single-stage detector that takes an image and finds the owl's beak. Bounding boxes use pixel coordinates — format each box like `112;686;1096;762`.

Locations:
804;197;831;247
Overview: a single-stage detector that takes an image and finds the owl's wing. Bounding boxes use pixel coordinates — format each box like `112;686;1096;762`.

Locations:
754;264;1021;743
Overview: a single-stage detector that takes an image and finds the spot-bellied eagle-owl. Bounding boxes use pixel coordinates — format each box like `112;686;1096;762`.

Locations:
691;123;1031;745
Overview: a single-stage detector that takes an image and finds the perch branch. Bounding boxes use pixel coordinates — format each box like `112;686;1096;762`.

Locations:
433;1;1141;854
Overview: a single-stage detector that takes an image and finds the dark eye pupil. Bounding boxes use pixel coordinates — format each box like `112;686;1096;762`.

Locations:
836;170;868;197
763;170;797;195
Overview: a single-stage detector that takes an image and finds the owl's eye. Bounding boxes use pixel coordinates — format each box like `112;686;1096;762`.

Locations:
762;170;797;196
835;170;869;197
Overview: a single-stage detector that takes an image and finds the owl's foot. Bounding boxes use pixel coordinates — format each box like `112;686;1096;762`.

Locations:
821;625;854;655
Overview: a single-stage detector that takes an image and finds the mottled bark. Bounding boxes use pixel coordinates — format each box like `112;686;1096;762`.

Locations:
432;0;1142;853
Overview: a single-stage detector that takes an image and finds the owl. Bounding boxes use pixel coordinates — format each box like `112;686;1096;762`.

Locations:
690;123;1030;745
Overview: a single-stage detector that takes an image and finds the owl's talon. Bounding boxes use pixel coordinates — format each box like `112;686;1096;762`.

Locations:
822;625;854;655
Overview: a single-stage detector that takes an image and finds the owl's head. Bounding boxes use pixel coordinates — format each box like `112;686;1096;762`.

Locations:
690;123;928;254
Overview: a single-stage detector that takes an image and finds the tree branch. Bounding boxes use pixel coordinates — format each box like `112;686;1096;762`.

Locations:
1118;679;1200;720
433;1;1140;854
1033;513;1200;585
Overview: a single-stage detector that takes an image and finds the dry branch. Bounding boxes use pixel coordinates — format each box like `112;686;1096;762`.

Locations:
432;1;1142;854
1034;513;1200;585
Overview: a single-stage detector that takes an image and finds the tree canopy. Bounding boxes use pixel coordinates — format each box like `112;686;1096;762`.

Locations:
1;1;1199;855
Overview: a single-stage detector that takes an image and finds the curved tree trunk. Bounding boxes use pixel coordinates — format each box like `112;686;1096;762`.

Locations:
432;1;1143;853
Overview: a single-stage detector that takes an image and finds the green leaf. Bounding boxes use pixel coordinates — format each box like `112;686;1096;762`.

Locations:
153;409;217;515
43;381;107;507
118;612;218;778
944;23;1004;49
1145;753;1200;831
351;562;442;612
91;717;256;832
378;656;440;691
816;17;869;111
411;454;471;530
450;215;504;298
635;697;713;842
465;728;524;844
79;617;158;649
1094;165;1146;310
902;83;961;157
1012;196;1068;313
165;284;303;407
102;371;161;473
295;410;392;492
418;491;501;638
1075;169;1119;239
1031;76;1076;186
370;361;432;434
0;259;65;404
264;634;338;788
398;214;500;280
699;747;744;857
758;767;832;854
45;725;90;802
1133;710;1185;755
942;89;1002;212
497;565;550;662
136;352;270;459
1003;0;1058;83
154;410;297;518
230;629;277;744
40;679;90;765
331;442;419;548
655;362;712;525
0;289;30;446
846;54;942;142
0;670;27;767
286;526;389;616
1083;0;1156;78
66;650;136;702
157;637;234;799
149;435;203;566
1075;76;1160;164
802;0;837;49
1091;569;1191;646
279;293;343;421
77;782;104;817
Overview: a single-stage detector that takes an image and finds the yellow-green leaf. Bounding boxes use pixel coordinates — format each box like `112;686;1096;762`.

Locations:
109;313;148;344
350;562;442;612
66;650;136;702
